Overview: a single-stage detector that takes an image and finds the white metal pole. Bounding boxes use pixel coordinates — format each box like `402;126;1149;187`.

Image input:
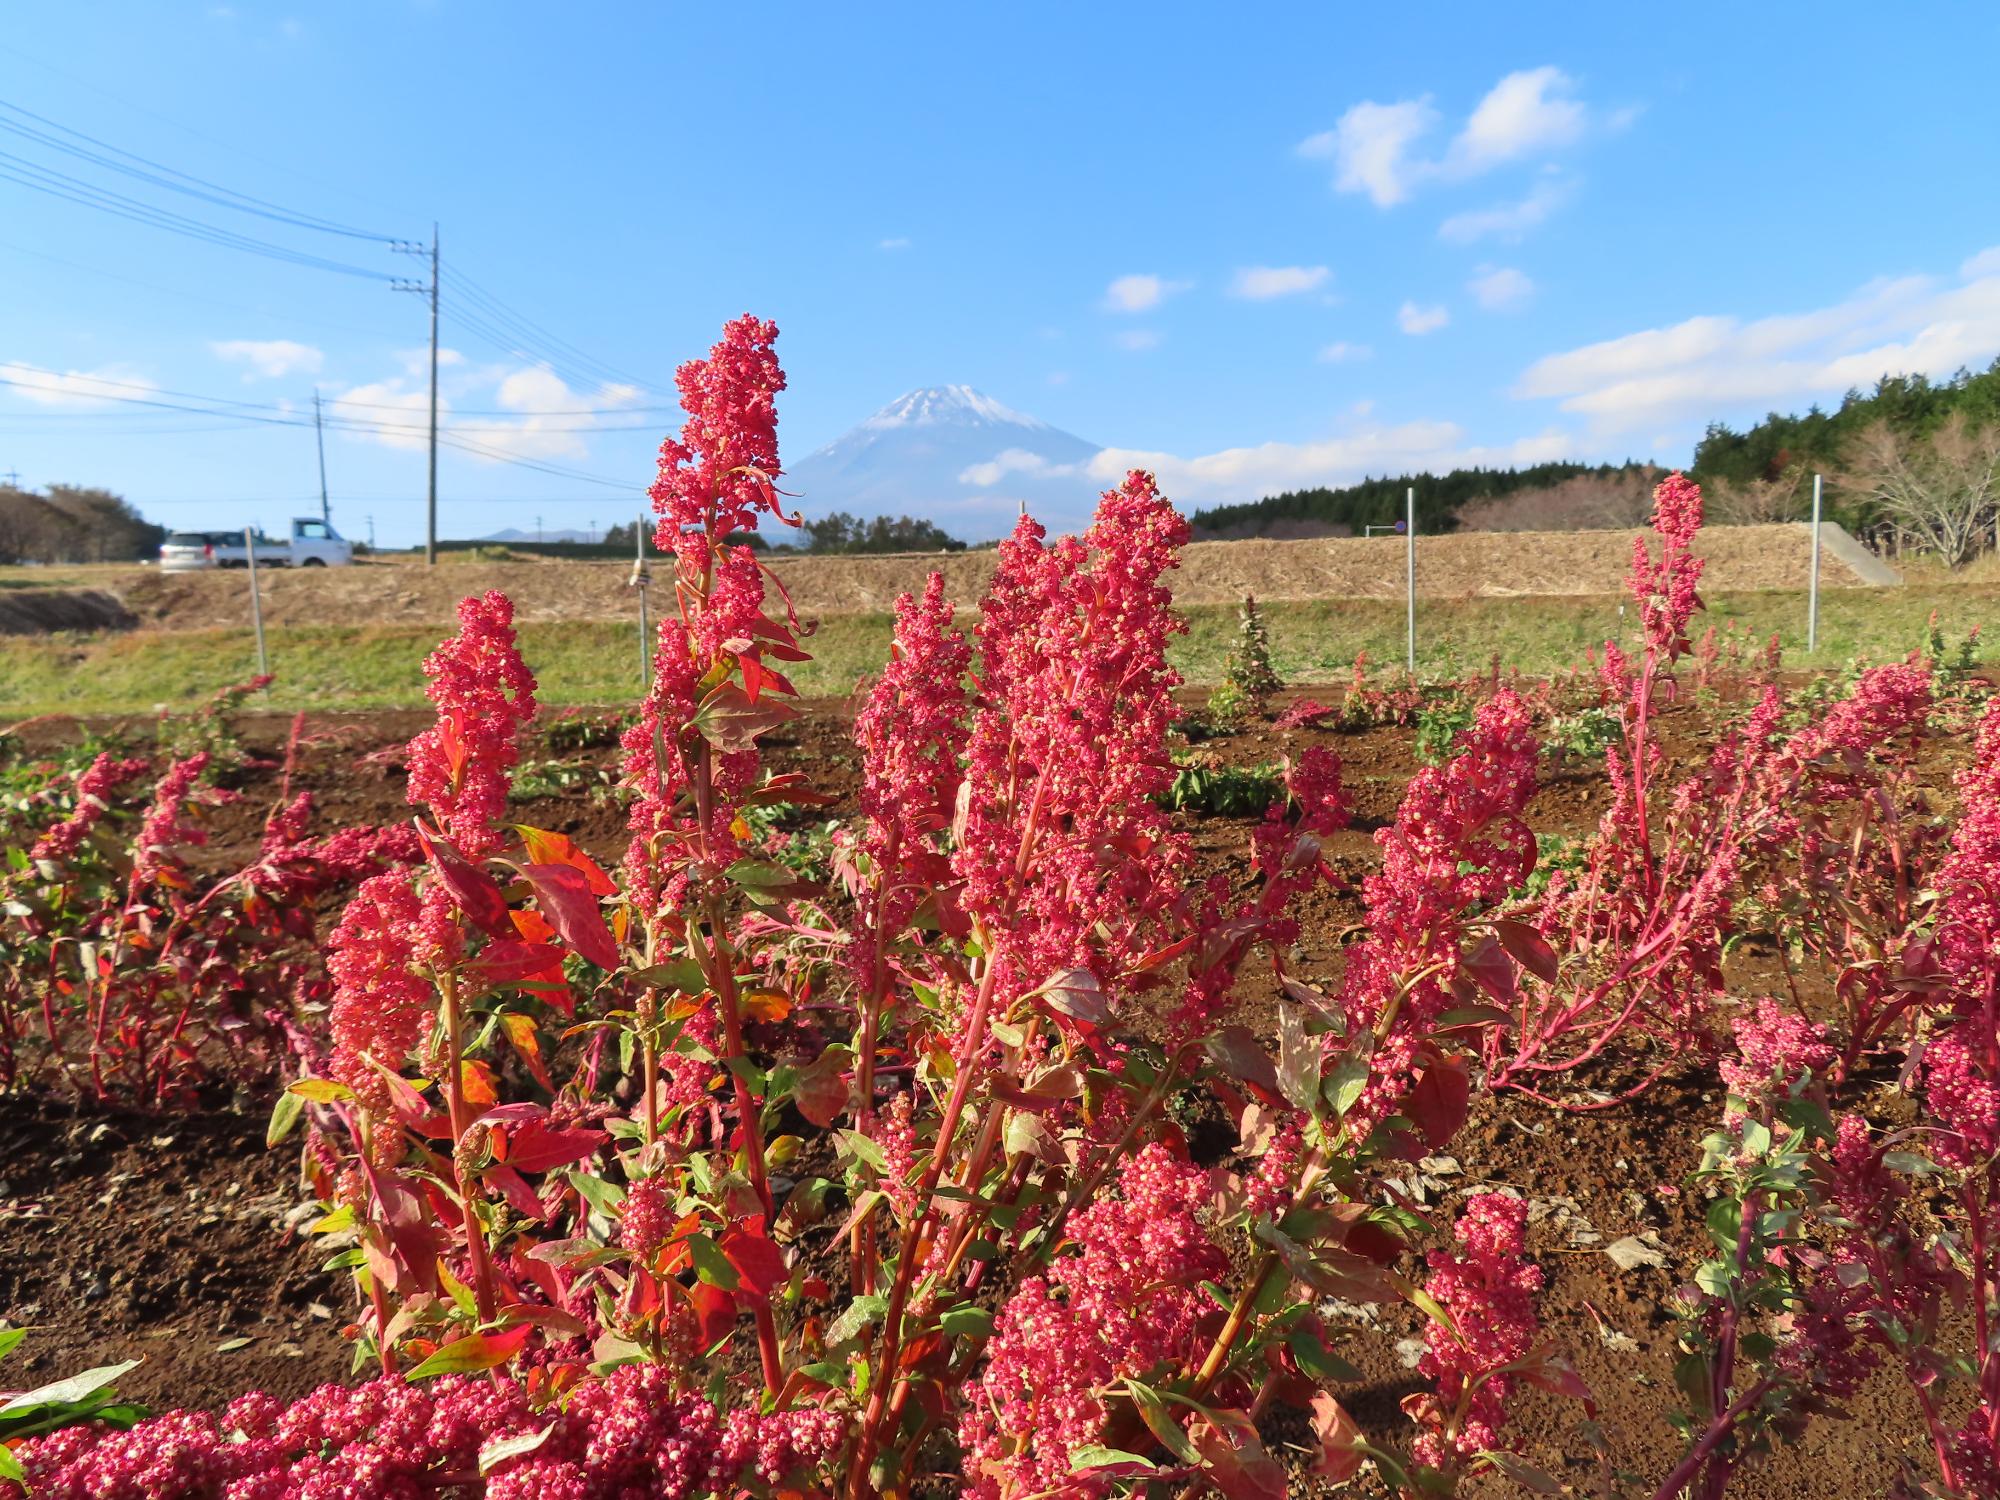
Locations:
244;526;268;678
1808;472;1823;654
632;511;652;688
1405;486;1416;674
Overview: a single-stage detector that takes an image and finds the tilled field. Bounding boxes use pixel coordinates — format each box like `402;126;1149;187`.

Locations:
0;688;1960;1497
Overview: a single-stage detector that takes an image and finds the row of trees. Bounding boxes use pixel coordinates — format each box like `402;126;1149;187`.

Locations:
608;511;965;556
1694;361;2000;566
0;486;164;565
1187;460;1659;538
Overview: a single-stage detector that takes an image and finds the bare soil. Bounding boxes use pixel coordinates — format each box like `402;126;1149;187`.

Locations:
1;689;1949;1495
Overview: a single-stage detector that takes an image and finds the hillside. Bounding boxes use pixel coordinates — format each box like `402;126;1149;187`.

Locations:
1188;461;1660;539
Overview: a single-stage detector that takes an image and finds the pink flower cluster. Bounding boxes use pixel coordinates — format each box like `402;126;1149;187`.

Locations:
1925;696;2000;1164
952;472;1193;1030
324;869;438;1111
649;314;786;543
1409;1192;1544;1469
849;573;971;953
404;590;539;857
959;1142;1225;1498
10;1368;844;1499
1787;660;1934;770
619;1175;674;1260
1342;691;1539;1120
28;750;150;861
1719;999;1835;1100
127;752;213;887
1628;471;1705;659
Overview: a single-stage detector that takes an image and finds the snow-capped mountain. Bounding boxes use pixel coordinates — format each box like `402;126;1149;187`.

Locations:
786;385;1105;539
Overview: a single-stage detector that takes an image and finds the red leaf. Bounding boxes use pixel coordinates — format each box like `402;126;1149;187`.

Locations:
791;1046;851;1129
416;822;514;939
1406;1055;1470;1151
1493;919;1560;985
514;826;617;896
518;863;620;971
692;681;797;753
1192;1413;1288;1500
498;1121;607;1174
1460;931;1520;1006
471;939;570;987
686;1279;736;1350
1309;1393;1364;1482
721;1224;789;1303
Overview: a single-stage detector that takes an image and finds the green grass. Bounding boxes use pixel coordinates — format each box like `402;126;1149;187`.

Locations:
2;584;1995;717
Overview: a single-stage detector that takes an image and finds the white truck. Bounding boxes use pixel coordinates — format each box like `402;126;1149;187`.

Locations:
159;517;354;571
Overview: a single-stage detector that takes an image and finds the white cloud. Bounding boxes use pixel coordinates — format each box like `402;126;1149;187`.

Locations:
1046;370;1071;386
1514;255;2000;432
1303;67;1603;211
1446;67;1585;173
1398;301;1450;336
1469;265;1534;311
878;236;911;251
0;362;159;408
1230;264;1332;300
958;447;1084;488
210;338;323;379
1317;341;1372;363
330;360;640;461
1438;176;1573;243
1114;329;1163;352
1297;98;1437;207
1087;421;1575;504
1103;274;1189;313
1962;245;2000;279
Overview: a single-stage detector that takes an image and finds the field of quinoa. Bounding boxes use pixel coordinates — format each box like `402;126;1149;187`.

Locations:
2;317;1998;1500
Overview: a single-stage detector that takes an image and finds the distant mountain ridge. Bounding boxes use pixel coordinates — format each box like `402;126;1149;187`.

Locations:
786;384;1104;539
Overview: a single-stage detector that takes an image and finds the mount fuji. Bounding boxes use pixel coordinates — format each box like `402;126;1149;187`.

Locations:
786;385;1106;540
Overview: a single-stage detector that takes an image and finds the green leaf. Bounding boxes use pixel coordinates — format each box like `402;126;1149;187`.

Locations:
265;1090;305;1148
1705;1196;1744;1253
1127;1381;1200;1464
688;1235;740;1291
1322;1055;1370;1118
405;1328;529;1379
939;1305;993;1339
1277;1003;1319;1114
841;1129;889;1174
1070;1445;1159;1473
825;1294;889;1348
0;1442;22;1484
724;858;795;890
0;1328;26;1363
479;1426;554;1475
631;958;707;994
1288;1330;1363;1384
0;1360;140;1418
214;1337;251;1353
286;1077;352;1104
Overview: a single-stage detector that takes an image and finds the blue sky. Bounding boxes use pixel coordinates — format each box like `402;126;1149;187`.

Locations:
3;3;1998;546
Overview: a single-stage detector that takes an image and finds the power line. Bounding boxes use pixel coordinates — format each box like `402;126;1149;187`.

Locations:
444;266;659;395
0;373;640;489
0;151;395;280
0;98;399;241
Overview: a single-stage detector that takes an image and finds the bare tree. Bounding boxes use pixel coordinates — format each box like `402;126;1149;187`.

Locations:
1708;464;1807;525
1843;414;2000;567
1457;469;1660;531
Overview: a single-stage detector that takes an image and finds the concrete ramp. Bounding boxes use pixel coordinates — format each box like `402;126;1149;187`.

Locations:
1804;521;1900;586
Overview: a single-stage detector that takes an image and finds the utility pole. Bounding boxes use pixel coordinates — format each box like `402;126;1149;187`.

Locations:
313;389;330;524
365;515;376;549
393;224;441;565
1405;486;1417;674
